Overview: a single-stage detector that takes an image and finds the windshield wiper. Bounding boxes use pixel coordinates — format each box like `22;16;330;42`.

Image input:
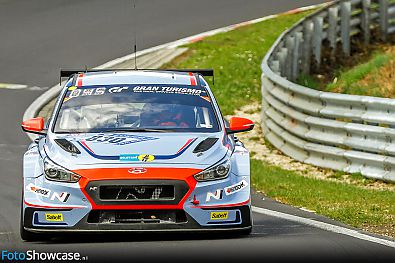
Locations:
98;128;176;133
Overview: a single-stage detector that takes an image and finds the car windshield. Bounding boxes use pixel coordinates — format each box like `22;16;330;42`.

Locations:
53;84;220;133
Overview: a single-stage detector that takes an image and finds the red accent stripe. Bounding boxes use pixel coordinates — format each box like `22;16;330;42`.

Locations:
77;73;84;86
24;200;84;209
191;199;250;209
189;72;197;86
177;138;194;154
80;140;94;153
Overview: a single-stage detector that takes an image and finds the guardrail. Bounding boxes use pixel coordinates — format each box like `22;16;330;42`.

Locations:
261;0;395;182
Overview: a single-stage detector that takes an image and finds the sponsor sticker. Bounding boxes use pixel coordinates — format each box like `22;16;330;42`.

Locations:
108;86;128;93
119;154;139;162
132;85;204;96
45;213;63;222
210;211;228;220
119;154;155;162
63;84;209;103
206;189;223;202
138;154;155;162
26;183;51;198
26;184;69;202
224;180;248;196
64;87;106;102
85;134;158;146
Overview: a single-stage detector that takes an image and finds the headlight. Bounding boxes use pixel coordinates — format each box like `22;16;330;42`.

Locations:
44;158;80;183
194;159;231;182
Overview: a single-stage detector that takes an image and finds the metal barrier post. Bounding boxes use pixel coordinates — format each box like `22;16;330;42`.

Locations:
361;0;371;45
341;1;351;56
379;0;389;41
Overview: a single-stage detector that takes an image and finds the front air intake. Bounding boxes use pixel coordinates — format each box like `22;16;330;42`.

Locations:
193;138;218;153
85;180;189;206
99;185;175;201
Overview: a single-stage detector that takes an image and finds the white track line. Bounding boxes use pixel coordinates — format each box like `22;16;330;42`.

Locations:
0;83;27;89
252;206;395;248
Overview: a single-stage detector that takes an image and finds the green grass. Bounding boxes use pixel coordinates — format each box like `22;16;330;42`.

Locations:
299;47;395;98
163;11;313;115
251;160;395;232
298;74;320;89
325;52;393;96
161;9;395;236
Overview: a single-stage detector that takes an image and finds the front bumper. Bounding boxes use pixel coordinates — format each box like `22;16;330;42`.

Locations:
23;205;252;233
23;174;251;233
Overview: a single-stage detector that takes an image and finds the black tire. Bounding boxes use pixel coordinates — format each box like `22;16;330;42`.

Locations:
238;226;252;235
20;197;43;241
238;205;253;235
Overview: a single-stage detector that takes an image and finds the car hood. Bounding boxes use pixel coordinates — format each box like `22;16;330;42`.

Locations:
44;132;229;167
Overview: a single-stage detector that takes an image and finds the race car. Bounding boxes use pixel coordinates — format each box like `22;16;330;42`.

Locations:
20;69;254;240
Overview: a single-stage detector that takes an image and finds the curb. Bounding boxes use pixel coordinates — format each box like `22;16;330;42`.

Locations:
23;2;329;141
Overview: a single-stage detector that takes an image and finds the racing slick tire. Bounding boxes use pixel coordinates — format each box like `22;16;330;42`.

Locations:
238;205;253;235
237;226;252;235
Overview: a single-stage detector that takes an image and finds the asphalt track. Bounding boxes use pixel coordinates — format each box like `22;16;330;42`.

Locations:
0;0;394;262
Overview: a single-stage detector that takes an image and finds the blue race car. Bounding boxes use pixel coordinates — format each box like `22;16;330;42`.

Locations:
20;69;254;240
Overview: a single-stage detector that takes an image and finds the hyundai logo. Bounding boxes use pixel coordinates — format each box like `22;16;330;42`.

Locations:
128;168;147;174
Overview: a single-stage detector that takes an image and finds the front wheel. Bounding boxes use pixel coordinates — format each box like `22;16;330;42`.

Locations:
238;205;253;235
237;226;252;235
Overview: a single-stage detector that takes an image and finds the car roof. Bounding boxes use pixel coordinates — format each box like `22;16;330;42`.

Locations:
71;70;201;87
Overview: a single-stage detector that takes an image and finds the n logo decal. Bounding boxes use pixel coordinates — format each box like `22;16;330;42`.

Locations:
206;189;223;202
50;192;70;202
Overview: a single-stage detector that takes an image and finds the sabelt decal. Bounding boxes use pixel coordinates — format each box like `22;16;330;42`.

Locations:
45;213;63;222
206;189;223;202
224;180;248;195
26;183;51;198
210;211;228;220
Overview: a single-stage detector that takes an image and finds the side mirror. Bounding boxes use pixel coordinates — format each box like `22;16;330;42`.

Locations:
21;117;46;135
226;116;254;134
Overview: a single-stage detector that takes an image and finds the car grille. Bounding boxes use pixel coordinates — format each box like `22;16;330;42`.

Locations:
85;180;189;205
99;185;175;201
